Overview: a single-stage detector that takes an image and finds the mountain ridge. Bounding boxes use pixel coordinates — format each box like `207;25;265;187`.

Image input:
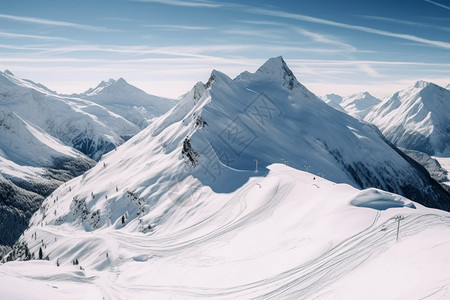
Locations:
365;80;450;156
69;77;177;129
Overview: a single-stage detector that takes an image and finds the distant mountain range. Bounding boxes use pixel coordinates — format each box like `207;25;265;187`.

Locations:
67;78;177;129
320;80;450;190
321;92;381;119
0;70;176;246
365;81;450;156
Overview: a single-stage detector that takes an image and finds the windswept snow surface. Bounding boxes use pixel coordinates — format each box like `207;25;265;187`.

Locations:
2;57;450;298
2;165;450;299
72;78;177;129
365;81;450;156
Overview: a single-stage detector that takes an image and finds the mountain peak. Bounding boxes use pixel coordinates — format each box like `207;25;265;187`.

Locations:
97;79;114;88
255;56;298;90
116;77;127;85
256;56;291;76
4;70;14;76
206;69;232;88
414;80;430;89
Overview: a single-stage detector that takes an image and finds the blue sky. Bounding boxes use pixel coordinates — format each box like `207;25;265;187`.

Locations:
1;0;449;98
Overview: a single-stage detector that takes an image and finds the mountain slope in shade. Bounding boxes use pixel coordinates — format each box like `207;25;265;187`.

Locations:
0;107;94;246
365;81;450;156
72;78;177;129
400;148;450;195
340;92;381;119
0;71;139;161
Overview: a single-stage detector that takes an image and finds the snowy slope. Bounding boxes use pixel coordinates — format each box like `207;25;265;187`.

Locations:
2;165;450;299
0;107;91;168
340;92;381;119
365;81;450;156
0;107;94;246
71;78;177;129
0;71;139;160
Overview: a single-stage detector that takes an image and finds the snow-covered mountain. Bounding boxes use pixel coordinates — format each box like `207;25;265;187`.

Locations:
0;70;140;161
71;78;177;129
0;107;94;246
340;92;381;119
319;93;346;112
14;56;449;229
321;92;381;119
365;80;450;156
2;57;450;298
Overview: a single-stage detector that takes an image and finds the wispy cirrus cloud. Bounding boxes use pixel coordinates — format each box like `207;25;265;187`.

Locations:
362;15;450;32
0;31;73;41
0;13;114;32
295;28;356;51
249;8;450;50
237;20;286;26
222;29;284;40
0;41;370;61
131;0;224;8
424;0;450;10
148;24;212;30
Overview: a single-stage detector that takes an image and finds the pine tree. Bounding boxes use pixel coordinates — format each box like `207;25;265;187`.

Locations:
38;247;43;260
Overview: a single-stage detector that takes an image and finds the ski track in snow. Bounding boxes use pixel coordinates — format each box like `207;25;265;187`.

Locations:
17;169;450;299
118;212;449;299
